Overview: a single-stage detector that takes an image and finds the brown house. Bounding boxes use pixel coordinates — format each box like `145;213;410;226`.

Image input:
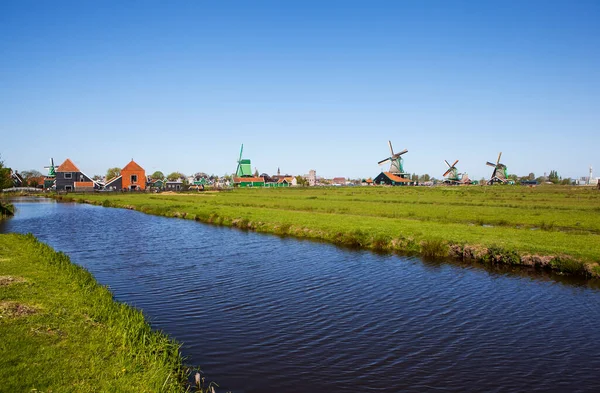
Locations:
121;160;146;190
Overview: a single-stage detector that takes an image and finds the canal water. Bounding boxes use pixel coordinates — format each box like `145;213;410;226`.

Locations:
2;198;600;392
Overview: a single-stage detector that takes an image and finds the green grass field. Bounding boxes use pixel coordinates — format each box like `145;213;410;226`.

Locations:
62;185;600;277
0;233;187;392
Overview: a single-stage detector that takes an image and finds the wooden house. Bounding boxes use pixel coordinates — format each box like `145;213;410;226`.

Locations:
104;175;122;190
373;172;414;186
147;179;165;189
10;171;24;187
277;176;295;187
55;159;97;191
165;179;183;191
233;176;265;188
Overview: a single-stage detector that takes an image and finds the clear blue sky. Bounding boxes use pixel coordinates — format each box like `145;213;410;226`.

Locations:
1;0;599;180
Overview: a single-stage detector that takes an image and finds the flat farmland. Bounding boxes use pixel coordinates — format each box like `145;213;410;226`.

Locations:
69;185;600;277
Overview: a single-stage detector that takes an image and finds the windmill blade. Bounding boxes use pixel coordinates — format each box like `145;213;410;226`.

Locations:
388;140;394;156
443;168;452;177
396;149;408;156
486;162;497;167
378;158;391;165
496;152;502;165
444;160;451;168
451;159;459;168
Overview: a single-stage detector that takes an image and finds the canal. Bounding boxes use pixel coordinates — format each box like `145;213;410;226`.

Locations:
2;198;600;392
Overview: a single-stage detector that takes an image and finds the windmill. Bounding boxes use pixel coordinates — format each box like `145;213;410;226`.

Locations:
43;158;57;190
443;159;461;183
486;152;508;184
235;144;253;178
44;158;57;177
378;140;408;175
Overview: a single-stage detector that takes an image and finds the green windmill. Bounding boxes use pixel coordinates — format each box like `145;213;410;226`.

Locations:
42;158;58;189
486;152;508;184
235;144;253;177
44;158;57;177
378;140;408;175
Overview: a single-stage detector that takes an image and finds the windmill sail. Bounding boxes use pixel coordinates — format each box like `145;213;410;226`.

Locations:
378;140;407;174
487;152;508;184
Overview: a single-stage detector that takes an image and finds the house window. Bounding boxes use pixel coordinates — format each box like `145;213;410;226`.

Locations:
64;173;72;179
65;185;72;191
131;175;137;184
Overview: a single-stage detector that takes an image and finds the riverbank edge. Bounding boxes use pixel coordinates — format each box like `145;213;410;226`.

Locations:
0;201;14;217
54;194;600;279
0;233;189;392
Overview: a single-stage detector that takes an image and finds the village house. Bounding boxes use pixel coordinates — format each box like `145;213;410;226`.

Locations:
105;160;146;191
165;179;183;191
373;172;414;186
55;158;97;191
233;176;265;187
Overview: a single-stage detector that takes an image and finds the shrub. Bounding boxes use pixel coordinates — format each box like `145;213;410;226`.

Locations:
549;256;587;275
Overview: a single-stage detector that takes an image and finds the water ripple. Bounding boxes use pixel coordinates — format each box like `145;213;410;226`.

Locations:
3;199;600;393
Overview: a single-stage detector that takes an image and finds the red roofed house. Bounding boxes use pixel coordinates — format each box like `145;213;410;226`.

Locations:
122;160;146;190
55;158;97;191
104;159;146;190
233;176;265;188
373;172;415;186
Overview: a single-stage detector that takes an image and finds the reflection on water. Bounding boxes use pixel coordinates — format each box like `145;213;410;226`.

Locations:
2;198;600;393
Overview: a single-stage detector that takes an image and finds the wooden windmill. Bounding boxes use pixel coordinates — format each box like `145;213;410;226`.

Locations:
378;140;408;175
235;144;253;178
43;158;57;190
443;159;461;183
486;152;508;184
44;158;57;177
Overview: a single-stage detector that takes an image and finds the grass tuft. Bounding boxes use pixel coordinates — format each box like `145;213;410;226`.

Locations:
421;238;448;258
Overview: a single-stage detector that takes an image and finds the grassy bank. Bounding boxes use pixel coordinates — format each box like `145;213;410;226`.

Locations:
0;233;186;392
57;186;600;278
0;201;14;217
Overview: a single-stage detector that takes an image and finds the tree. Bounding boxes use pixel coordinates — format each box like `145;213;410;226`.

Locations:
528;172;535;181
151;171;164;179
106;167;121;181
295;175;308;186
0;155;13;190
548;170;560;184
167;172;185;181
21;170;43;187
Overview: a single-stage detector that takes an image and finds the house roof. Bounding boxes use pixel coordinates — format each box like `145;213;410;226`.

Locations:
234;176;265;183
383;172;412;182
277;177;293;183
122;160;144;172
57;158;81;173
105;175;122;186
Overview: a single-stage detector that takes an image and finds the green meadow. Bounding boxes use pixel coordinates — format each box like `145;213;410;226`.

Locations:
0;233;187;392
64;185;600;277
